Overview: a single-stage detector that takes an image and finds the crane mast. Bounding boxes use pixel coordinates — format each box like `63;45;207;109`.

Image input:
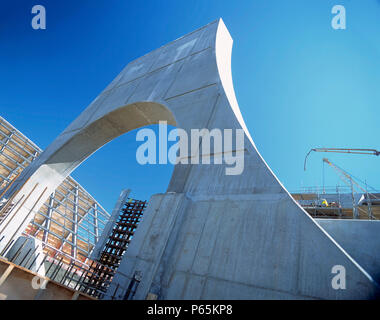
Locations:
322;158;377;219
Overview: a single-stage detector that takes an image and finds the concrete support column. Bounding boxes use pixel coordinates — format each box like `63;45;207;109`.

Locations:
105;193;190;300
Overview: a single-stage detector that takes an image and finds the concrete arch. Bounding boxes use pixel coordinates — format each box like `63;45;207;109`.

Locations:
0;19;234;247
0;19;379;299
0;101;176;252
44;101;176;171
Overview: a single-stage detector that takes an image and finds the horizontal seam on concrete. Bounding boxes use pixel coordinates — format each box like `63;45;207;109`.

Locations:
173;270;323;300
179;148;247;162
101;47;213;96
147;35;198;75
122;20;218;65
188;193;289;202
164;83;218;101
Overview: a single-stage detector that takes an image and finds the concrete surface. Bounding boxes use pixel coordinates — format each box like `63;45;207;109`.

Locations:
0;19;379;299
316;219;380;284
0;258;94;300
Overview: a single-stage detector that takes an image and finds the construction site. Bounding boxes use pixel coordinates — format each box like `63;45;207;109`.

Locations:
0;19;379;300
293;148;380;220
0;116;148;299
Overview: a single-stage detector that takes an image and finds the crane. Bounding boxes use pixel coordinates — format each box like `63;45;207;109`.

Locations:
322;158;367;194
304;148;380;171
322;158;378;219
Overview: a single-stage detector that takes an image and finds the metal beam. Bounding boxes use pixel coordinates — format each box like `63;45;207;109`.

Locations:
0;131;14;153
71;186;79;260
94;203;99;243
41;192;55;242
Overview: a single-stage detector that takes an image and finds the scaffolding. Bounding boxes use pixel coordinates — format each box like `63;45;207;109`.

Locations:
0;116;110;265
1;235;131;299
291;185;380;220
80;198;147;298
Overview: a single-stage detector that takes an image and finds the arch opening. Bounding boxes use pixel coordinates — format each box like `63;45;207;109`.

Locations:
44;101;177;178
0;101;177;253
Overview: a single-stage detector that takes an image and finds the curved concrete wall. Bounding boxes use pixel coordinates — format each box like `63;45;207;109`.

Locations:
316;219;380;284
0;19;378;299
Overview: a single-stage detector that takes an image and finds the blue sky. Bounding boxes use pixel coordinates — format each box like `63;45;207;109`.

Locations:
1;0;379;211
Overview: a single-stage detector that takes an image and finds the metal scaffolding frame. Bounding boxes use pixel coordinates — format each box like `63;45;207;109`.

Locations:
0;116;110;265
81;198;147;299
291;185;380;220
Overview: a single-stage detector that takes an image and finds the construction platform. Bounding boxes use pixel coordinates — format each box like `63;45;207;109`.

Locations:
292;188;380;220
0;257;94;300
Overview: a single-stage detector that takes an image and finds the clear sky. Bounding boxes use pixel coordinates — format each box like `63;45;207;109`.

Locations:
1;0;379;211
